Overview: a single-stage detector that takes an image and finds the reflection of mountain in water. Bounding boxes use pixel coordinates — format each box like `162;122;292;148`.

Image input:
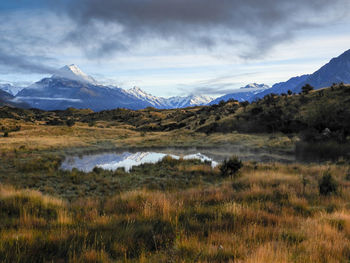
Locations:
61;152;132;172
61;151;218;172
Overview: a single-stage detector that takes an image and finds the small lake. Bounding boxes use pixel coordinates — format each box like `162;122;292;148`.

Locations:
61;146;296;172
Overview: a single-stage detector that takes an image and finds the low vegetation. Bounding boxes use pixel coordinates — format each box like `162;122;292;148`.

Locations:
1;83;350;262
1;83;350;141
1;151;350;262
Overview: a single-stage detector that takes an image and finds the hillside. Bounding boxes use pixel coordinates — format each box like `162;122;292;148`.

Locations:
2;83;350;143
16;77;152;111
1;84;349;263
0;90;29;108
210;83;270;103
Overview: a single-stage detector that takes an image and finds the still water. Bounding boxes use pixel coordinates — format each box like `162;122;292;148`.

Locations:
61;146;295;172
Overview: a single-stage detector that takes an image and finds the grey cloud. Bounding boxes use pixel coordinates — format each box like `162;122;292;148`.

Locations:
0;50;58;75
1;0;349;74
55;0;349;57
177;72;260;95
0;12;64;75
178;83;242;96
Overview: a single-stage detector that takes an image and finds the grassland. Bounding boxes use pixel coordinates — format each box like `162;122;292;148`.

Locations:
0;116;296;155
1;84;350;262
1;158;350;262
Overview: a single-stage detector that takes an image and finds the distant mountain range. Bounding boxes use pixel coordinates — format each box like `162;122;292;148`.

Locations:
1;65;213;111
126;87;213;109
253;49;350;99
0;83;23;96
1;49;350;110
0;89;29;108
209;83;270;104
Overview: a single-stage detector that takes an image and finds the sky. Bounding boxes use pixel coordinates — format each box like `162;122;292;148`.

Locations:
0;0;350;97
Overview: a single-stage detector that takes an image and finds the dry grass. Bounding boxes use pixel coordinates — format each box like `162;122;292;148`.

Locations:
0;118;294;154
1;161;350;262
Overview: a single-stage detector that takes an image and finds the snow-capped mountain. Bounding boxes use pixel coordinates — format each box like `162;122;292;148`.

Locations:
253;75;310;100
126;87;168;108
239;83;270;90
0;89;29;108
210;48;350;104
165;95;213;108
16;65;152;111
0;83;24;96
53;64;97;84
126;86;213;109
13;65;213;111
209;83;270;104
10;49;350;111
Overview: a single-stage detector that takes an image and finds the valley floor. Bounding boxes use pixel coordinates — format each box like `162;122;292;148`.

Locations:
0;120;349;262
1;157;350;262
0;118;295;153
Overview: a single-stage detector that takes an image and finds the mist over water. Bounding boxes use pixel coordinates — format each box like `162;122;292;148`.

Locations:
61;146;296;172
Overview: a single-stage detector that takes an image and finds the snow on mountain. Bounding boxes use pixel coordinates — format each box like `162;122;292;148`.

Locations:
253;75;310;100
16;69;152;111
126;87;213;109
126;87;168;108
239;83;270;90
13;49;350;111
53;64;97;84
0;89;29;108
15;64;212;111
166;95;213;108
209;83;270;104
0;83;24;96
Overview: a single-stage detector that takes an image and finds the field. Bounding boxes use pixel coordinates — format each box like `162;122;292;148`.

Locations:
1;156;350;262
1;84;350;262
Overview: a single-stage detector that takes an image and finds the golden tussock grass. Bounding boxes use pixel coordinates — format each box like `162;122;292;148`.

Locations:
1;162;350;262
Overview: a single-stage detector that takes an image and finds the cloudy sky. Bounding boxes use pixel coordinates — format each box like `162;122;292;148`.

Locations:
1;0;350;97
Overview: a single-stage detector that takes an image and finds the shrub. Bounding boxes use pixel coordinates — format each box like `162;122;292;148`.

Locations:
302;84;314;94
319;171;338;196
3;131;8;137
219;156;243;179
66;119;75;127
346;171;350;181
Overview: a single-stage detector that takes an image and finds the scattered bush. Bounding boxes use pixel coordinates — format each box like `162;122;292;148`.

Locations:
219;156;243;179
66;119;75;127
302;84;314;94
319;171;338;196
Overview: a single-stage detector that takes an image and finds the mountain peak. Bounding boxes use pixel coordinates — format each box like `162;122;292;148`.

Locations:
129;86;144;93
240;83;270;90
53;64;97;84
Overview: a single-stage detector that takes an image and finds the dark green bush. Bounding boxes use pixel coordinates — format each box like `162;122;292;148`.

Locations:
302;84;314;94
319;171;338;196
220;156;243;179
66;119;75;127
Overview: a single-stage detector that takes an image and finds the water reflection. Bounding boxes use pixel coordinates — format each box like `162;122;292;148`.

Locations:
61;142;349;172
61;151;219;172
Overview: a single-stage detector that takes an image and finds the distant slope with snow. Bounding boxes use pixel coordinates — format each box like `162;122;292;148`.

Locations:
16;65;152;111
209;83;270;104
53;64;97;84
126;87;213;108
0;83;24;96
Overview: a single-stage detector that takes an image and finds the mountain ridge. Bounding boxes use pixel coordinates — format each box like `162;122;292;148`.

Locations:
126;87;213;109
7;48;350;110
209;83;270;104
